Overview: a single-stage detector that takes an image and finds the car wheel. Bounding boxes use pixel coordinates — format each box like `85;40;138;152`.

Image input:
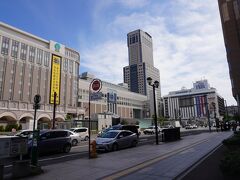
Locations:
63;144;71;153
72;139;78;146
131;140;137;147
84;136;89;141
112;143;118;151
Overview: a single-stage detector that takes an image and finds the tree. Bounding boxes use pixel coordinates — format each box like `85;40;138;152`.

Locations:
65;114;72;121
120;119;128;125
157;116;168;126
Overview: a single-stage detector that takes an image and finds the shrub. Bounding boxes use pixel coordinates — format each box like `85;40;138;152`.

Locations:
17;124;22;130
0;125;4;132
222;133;240;150
220;150;240;177
4;124;18;132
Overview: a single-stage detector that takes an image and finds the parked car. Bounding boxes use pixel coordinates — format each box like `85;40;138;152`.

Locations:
96;130;138;152
143;126;161;135
15;129;33;138
185;125;194;129
192;124;198;129
28;129;72;155
70;127;89;141
67;130;82;146
98;125;140;138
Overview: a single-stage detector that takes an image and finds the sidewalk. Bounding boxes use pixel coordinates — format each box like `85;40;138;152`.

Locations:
19;131;232;180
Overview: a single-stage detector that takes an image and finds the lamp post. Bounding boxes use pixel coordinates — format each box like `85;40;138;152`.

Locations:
147;77;159;145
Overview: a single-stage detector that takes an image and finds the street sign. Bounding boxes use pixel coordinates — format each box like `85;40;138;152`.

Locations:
90;79;102;92
90;92;103;101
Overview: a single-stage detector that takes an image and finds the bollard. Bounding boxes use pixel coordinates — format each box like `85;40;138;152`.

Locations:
90;140;97;158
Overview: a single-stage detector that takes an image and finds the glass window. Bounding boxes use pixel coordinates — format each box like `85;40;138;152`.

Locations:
222;3;230;22
69;60;73;73
1;36;10;55
20;43;28;60
44;51;50;66
11;40;19;58
36;48;43;64
29;46;36;62
63;58;68;72
75;63;79;76
233;1;240;19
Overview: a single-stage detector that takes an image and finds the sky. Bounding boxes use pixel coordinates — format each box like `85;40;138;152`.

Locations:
0;0;236;105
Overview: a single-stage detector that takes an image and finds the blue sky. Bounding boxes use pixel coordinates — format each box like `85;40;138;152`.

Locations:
0;0;236;105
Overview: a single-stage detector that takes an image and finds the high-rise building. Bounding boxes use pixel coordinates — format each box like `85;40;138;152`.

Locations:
123;29;161;117
218;0;240;108
0;22;80;130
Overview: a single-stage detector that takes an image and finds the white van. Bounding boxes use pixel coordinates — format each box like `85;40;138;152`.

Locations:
70;127;89;141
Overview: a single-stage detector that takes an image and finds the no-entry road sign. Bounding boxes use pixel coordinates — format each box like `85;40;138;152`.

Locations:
90;79;102;92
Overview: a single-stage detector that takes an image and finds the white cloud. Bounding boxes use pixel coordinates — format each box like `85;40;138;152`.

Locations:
81;41;128;84
79;0;236;105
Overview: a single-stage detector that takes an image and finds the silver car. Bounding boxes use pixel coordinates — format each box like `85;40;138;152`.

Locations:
96;130;138;152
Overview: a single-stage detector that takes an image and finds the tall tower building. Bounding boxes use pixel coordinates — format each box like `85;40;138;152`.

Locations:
218;0;240;107
123;29;161;117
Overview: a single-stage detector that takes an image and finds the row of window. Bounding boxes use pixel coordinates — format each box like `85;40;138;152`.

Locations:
129;33;139;45
222;0;240;22
0;36;79;75
65;49;79;60
1;36;50;66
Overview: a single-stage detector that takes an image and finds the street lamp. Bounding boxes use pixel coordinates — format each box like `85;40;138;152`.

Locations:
147;77;159;145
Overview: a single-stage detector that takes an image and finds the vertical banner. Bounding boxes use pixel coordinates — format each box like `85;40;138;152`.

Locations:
49;54;61;104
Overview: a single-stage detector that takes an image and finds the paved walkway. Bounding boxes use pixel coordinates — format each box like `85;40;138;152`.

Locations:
21;131;232;180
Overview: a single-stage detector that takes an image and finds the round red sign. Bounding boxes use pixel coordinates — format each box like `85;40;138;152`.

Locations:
91;79;102;92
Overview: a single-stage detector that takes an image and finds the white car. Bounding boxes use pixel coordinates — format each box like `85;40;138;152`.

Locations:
143;126;161;135
70;127;89;141
68;131;82;146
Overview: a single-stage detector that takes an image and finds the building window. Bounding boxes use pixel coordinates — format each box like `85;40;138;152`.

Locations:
75;63;79;76
222;3;230;22
1;36;10;55
44;51;50;66
29;46;36;63
233;1;240;19
20;43;28;60
36;48;43;64
69;60;73;73
11;40;19;58
63;58;68;72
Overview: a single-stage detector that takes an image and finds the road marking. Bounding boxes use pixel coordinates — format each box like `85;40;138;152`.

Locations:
138;138;148;142
101;138;209;180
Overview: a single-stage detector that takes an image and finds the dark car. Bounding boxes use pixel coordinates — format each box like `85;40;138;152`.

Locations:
28;129;72;155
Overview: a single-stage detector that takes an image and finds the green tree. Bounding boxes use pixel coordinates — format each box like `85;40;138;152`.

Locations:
158;116;168;126
120;119;128;125
65;114;72;121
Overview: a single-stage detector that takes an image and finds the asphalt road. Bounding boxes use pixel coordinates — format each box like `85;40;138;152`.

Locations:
2;127;214;176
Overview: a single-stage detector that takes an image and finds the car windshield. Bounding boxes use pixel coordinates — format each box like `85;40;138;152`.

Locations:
100;131;118;138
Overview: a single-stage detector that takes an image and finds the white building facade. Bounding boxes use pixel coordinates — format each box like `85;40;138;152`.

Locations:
163;80;225;126
77;72;148;123
0;22;80;130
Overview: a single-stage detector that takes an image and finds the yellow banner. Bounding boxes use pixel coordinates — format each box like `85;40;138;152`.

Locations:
50;54;61;104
